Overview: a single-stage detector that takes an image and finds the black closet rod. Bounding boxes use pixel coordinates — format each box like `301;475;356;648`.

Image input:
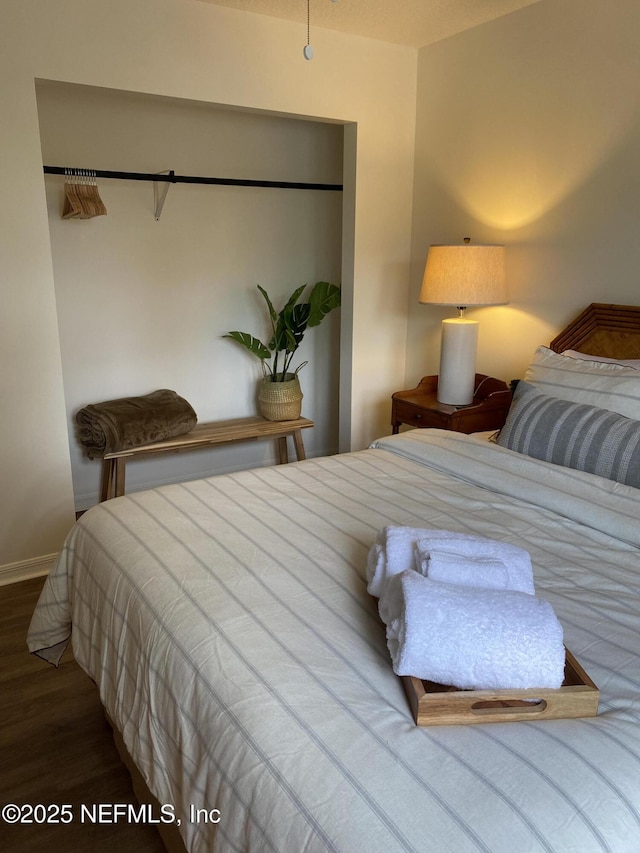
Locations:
43;165;343;192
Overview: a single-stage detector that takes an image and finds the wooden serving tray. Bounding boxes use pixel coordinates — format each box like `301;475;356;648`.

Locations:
401;649;598;726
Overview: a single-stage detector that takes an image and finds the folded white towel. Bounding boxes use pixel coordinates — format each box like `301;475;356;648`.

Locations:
366;526;476;599
378;573;405;626
365;542;384;590
389;571;565;690
415;535;535;595
424;551;511;590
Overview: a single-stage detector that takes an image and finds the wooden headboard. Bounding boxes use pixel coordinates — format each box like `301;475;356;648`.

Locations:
550;303;640;358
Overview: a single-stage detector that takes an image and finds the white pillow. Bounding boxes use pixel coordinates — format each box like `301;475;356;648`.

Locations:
562;349;640;369
524;346;640;419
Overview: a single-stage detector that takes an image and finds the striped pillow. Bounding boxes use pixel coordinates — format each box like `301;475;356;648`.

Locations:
524;346;640;419
497;381;640;488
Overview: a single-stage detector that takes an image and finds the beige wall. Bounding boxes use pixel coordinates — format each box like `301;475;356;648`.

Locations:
407;0;640;387
0;0;416;571
38;82;344;509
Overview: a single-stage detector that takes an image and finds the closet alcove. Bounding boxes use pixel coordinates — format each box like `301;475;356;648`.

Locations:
37;81;344;510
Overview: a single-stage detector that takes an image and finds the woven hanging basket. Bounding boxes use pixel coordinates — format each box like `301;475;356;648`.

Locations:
258;374;303;421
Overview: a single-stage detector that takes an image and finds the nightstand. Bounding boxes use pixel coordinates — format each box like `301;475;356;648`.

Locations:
391;374;511;434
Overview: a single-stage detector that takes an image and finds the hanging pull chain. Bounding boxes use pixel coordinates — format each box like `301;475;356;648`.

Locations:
303;0;338;61
303;0;313;60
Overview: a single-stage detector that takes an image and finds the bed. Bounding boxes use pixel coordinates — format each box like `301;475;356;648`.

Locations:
28;303;640;853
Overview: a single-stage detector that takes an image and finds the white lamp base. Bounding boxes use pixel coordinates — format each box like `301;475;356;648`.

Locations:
437;318;479;405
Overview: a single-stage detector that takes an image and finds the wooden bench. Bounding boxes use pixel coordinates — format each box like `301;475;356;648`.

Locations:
99;416;314;501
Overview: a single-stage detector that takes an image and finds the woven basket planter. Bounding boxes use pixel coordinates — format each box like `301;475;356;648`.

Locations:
258;374;303;421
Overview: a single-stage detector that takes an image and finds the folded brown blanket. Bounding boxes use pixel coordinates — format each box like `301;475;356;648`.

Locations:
75;389;198;458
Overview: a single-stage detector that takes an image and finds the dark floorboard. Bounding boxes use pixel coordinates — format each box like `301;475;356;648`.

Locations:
0;577;165;852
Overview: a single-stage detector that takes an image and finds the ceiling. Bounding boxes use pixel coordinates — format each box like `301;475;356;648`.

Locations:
198;0;542;49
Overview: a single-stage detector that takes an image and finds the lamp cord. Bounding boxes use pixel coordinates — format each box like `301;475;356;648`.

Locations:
473;375;492;397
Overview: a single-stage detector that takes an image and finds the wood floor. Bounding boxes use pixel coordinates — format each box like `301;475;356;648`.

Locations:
1;576;165;852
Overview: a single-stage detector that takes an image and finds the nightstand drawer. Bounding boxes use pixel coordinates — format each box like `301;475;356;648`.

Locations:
393;400;448;429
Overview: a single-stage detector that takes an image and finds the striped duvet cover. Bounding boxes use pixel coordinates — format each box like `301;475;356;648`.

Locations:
28;429;640;852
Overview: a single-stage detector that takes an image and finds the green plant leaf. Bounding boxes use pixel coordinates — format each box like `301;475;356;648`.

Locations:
269;314;288;354
287;303;311;350
307;281;341;327
271;301;310;353
257;285;278;336
282;284;307;312
223;331;271;360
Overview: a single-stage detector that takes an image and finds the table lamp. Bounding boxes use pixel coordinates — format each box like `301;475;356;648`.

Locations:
420;241;507;405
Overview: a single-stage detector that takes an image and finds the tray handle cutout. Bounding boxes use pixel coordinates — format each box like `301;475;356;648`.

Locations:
471;698;547;716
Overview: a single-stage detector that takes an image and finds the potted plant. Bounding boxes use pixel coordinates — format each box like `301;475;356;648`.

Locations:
224;281;341;420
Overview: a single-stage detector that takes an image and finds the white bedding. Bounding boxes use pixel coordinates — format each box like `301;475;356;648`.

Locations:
28;429;640;852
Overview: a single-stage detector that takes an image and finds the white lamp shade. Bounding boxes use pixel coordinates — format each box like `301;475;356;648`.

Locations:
420;244;507;306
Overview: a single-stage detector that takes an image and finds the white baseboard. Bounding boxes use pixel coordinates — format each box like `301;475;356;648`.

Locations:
0;553;57;587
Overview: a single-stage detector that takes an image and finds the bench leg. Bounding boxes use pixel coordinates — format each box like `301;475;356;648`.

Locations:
114;458;126;497
100;459;114;502
277;436;289;464
292;430;306;461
